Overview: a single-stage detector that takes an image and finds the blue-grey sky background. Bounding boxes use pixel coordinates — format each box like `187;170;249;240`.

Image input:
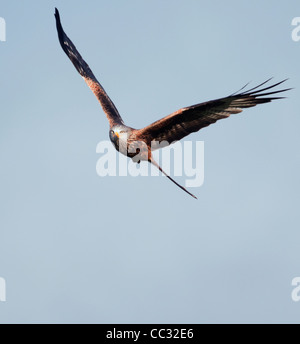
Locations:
0;1;300;323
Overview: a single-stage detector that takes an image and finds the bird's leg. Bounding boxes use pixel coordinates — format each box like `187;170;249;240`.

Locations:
149;157;197;199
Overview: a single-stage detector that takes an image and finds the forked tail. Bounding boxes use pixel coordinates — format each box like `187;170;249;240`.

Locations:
149;157;197;199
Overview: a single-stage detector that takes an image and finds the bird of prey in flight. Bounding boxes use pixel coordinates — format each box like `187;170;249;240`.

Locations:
54;8;290;199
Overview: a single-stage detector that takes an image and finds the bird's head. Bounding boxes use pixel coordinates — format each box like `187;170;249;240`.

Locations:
109;126;130;148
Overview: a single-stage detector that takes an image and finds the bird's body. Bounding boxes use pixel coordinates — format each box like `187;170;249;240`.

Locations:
55;8;290;199
109;125;146;162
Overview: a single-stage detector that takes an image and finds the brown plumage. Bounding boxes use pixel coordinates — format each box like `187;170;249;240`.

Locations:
135;79;290;148
55;9;123;127
55;8;291;199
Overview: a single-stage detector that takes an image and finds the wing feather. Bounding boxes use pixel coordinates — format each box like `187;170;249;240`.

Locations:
54;8;124;126
136;80;291;148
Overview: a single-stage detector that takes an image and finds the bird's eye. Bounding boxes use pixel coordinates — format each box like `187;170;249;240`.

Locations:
110;130;114;135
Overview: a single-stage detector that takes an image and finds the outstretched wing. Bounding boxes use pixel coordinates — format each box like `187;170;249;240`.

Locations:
54;8;124;127
136;79;291;148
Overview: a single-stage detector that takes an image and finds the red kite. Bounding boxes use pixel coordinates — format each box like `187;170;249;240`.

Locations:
55;8;290;199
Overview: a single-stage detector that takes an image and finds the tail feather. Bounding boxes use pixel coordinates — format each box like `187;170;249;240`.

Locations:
149;157;197;199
